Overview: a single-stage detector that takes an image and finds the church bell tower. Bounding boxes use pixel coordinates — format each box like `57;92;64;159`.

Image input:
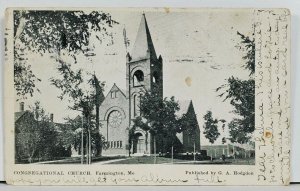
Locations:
126;14;163;120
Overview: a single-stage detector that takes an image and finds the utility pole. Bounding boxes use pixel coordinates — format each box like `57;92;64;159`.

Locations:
86;134;89;164
89;127;91;164
154;136;156;164
85;114;89;165
233;145;236;160
81;116;84;164
171;145;174;164
193;141;196;161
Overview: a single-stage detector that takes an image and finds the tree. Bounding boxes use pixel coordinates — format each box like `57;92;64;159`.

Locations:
203;111;220;160
228;119;251;144
13;10;118;160
217;77;255;140
216;31;255;144
236;31;255;75
15;101;69;163
15;110;40;163
90;75;106;156
51;67;106;159
131;86;181;162
14;10;117;160
13;10;117;100
60;116;83;154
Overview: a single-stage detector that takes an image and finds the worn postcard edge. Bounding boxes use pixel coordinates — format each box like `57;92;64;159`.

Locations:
3;7;291;185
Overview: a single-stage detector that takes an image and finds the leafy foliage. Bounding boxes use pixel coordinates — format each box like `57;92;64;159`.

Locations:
143;94;180;136
236;31;255;76
216;31;255;144
14;47;41;100
203;111;220;144
228;119;251;144
60;116;83;151
217;77;255;133
14;10;117;55
13;10;117;100
15;102;70;163
50;63;106;156
131;86;182;153
63;115;107;156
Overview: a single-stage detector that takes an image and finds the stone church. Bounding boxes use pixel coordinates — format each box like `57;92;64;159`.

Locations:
99;14;200;156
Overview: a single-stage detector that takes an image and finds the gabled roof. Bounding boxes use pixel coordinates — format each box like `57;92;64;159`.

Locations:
176;100;193;117
106;83;126;98
15;111;27;122
130;14;157;62
176;132;183;144
74;115;82;121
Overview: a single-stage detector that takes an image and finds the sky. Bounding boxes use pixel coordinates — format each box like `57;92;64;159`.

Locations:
15;8;254;146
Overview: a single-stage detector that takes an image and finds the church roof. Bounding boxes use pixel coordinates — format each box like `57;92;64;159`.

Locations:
175;100;191;144
176;100;193;117
106;83;126;98
130;14;157;62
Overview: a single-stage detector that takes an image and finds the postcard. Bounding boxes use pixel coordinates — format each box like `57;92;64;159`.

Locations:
4;8;291;185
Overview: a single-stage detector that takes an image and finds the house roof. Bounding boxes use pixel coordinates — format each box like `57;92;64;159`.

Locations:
15;111;27;122
74;115;82;121
130;14;157;62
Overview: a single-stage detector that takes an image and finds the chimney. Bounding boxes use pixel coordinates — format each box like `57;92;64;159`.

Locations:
20;102;24;112
50;113;54;122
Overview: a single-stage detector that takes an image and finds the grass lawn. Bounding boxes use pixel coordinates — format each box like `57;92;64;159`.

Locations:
224;158;255;165
106;156;255;165
37;155;255;165
107;156;187;164
39;155;126;164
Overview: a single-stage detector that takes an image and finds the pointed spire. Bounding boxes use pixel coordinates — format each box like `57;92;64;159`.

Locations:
187;100;196;115
130;13;157;62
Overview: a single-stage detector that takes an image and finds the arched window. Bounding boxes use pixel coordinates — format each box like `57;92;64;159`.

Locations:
108;110;122;128
133;70;144;87
152;71;159;83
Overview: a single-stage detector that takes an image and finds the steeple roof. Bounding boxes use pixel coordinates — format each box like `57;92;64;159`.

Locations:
130;14;157;62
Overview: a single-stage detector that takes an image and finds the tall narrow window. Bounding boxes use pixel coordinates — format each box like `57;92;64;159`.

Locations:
133;94;141;116
152;71;159;84
134;94;137;116
111;91;117;99
120;141;122;148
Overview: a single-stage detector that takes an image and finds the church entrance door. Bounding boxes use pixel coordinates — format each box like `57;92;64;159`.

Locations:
133;132;145;155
